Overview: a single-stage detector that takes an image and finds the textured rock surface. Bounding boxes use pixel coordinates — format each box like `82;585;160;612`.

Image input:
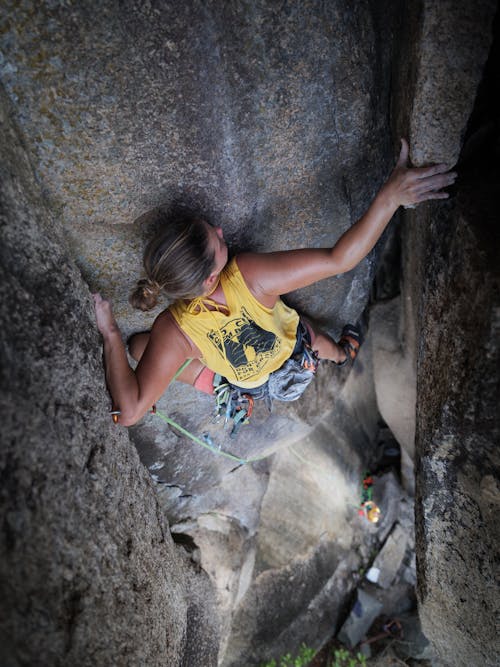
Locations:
0;0;395;337
411;164;500;663
0;87;218;667
370;297;417;466
409;0;497;166
398;5;499;665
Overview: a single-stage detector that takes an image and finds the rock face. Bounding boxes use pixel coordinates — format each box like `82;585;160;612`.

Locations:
1;1;499;666
408;1;497;166
411;127;500;663
0;0;395;335
395;3;499;666
0;87;218;666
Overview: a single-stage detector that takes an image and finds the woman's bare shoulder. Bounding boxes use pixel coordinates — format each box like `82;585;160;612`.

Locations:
234;252;278;307
234;251;259;266
152;307;200;357
234;252;264;284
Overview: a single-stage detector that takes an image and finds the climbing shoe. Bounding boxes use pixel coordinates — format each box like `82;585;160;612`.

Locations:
337;323;362;366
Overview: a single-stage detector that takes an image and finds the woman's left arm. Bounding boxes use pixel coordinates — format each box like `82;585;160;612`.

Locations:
239;139;456;299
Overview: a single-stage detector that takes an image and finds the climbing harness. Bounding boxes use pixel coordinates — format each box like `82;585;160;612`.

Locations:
212;374;256;438
209;322;319;435
358;473;382;523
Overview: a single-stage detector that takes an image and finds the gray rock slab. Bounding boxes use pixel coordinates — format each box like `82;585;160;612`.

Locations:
409;0;497;166
370;297;417;461
222;540;361;667
337;588;383;649
0;86;218;666
397;3;500;663
369;523;408;589
0;0;394;336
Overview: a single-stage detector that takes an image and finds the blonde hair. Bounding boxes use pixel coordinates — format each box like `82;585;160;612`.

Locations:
130;214;215;311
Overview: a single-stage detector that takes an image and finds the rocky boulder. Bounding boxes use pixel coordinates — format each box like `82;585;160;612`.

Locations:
0;86;218;667
395;2;499;665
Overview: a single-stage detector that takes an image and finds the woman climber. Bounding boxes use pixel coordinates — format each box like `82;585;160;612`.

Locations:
93;139;456;426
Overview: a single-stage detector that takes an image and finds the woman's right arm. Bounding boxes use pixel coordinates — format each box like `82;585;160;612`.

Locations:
93;294;188;426
238;140;456;300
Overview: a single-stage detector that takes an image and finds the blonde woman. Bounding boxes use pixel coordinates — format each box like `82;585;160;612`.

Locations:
94;140;455;426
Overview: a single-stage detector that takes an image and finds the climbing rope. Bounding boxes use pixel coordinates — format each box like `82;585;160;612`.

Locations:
153;408;270;465
111;357;270;464
111;362;383;522
112;357;381;518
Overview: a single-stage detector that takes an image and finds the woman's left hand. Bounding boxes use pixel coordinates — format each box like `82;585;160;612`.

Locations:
93;293;119;337
385;138;457;209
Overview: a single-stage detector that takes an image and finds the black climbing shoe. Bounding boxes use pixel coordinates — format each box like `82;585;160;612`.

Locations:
336;323;362;366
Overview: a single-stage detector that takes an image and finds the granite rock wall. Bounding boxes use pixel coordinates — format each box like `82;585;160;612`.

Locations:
0;86;218;667
0;0;395;335
394;2;499;665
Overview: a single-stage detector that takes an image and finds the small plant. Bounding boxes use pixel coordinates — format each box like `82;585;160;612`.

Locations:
261;643;316;667
330;647;367;667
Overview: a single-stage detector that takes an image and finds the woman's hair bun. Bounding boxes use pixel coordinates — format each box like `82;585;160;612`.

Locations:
129;278;161;311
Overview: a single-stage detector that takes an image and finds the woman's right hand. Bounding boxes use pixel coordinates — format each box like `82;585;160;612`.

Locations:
383;138;456;209
93;293;119;337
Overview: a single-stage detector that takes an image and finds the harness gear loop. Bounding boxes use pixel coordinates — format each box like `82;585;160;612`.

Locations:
212;374;257;437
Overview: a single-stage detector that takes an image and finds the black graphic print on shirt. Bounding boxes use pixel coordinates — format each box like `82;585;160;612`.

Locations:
207;306;281;382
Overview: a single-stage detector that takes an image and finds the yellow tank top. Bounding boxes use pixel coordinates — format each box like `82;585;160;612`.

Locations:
169;257;299;388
